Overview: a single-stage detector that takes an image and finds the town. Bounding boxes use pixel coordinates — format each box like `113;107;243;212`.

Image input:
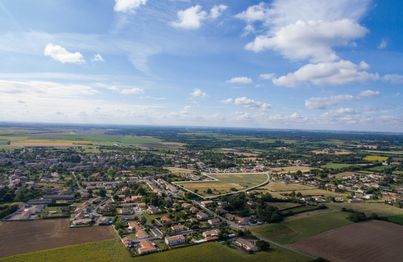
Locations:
0;126;402;261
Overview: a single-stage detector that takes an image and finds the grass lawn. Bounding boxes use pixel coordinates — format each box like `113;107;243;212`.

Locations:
250;212;352;244
363;155;388;162
0;240;309;262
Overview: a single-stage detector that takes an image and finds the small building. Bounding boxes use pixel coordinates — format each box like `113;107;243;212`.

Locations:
165;235;186;246
171;224;188;233
234;238;259;253
160;215;172;225
202;229;221;239
190;207;199;214
147;205;161;215
236;216;250;226
196;211;209;221
208;218;221;226
181;203;192;209
200;200;214;207
137;240;158;255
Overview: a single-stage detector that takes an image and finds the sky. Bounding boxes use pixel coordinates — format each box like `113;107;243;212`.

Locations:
0;0;402;132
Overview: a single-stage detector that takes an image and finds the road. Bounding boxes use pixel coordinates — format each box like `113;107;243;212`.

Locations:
191;198;316;260
71;172;84;191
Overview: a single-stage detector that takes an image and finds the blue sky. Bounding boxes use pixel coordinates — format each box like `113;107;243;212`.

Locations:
0;0;402;131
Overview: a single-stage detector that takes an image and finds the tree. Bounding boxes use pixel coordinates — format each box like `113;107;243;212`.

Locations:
98;188;107;198
206;188;213;194
348;211;367;222
256;240;270;251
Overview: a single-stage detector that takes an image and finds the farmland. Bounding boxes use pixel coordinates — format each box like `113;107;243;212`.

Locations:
250;211;352;244
175;173;268;197
321;163;365;169
291;220;403;262
327;203;403;224
255;181;347;199
0;129;166;150
0;240;310;262
0;219;115;258
270;166;311;174
363;155;388;162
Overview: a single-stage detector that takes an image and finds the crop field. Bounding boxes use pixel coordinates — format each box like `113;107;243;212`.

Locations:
327;202;403;223
291;220;403;262
0;240;309;262
321;163;365;169
175;173;268;196
363;155;388;162
0;219;115;258
0;129;168;149
255;182;346;199
270;166;311;174
250;212;351;244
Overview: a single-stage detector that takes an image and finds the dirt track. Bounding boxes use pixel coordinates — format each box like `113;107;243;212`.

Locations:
291;220;403;262
0;219;115;258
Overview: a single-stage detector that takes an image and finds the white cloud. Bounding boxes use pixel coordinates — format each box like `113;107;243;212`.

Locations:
238;0;378;87
224;96;270;111
92;53;104;62
114;0;147;13
191;89;206;98
259;73;275;80
171;5;208;29
245;19;367;62
94;83;144;95
321;107;359;124
0;80;97;97
119;87;144;95
235;2;269;23
210;4;227;19
358;90;379;97
226;76;253;85
273;60;379;87
378;39;388;49
171;4;227;29
383;74;403;84
305;95;354;109
44;43;85;64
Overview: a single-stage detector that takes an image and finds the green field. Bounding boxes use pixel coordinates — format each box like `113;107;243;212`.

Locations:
250;212;352;244
327;203;403;224
0;239;309;262
363;155;388;162
321;163;364;169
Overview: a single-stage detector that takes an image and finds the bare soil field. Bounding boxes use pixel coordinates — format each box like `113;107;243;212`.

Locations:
0;219;115;258
291;220;403;262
